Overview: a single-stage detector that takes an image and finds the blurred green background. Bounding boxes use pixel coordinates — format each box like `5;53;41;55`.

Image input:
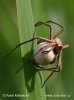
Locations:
0;0;73;100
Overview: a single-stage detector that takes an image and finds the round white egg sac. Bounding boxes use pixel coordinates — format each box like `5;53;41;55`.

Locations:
34;42;56;65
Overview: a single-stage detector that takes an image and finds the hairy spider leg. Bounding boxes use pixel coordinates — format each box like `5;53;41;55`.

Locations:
41;71;54;88
16;58;51;73
44;20;64;39
3;37;52;59
35;22;53;39
35;50;62;87
35;20;64;39
40;51;62;87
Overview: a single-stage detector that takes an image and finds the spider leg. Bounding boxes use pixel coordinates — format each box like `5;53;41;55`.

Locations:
16;58;49;73
41;71;54;88
35;21;53;39
24;58;50;71
44;20;64;39
41;51;62;87
55;51;62;71
3;37;51;59
45;51;62;72
63;44;69;49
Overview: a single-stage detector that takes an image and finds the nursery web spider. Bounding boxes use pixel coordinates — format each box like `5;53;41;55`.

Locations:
3;20;69;87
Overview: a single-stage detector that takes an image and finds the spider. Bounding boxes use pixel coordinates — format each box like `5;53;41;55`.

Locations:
3;20;69;87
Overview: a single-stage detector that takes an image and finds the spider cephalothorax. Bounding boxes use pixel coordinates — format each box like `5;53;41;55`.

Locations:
51;38;63;54
4;20;69;87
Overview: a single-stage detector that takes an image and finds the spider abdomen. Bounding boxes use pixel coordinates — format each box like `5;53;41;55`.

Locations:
34;42;56;65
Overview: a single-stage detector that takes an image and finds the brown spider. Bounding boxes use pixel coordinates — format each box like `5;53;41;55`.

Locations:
4;20;69;87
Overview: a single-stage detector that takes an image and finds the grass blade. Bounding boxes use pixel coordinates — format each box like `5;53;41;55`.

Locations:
16;0;46;100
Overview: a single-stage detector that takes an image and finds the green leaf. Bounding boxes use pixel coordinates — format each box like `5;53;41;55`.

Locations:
16;0;46;100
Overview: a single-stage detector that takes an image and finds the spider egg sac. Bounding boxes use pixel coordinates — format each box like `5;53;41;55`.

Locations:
34;42;56;65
